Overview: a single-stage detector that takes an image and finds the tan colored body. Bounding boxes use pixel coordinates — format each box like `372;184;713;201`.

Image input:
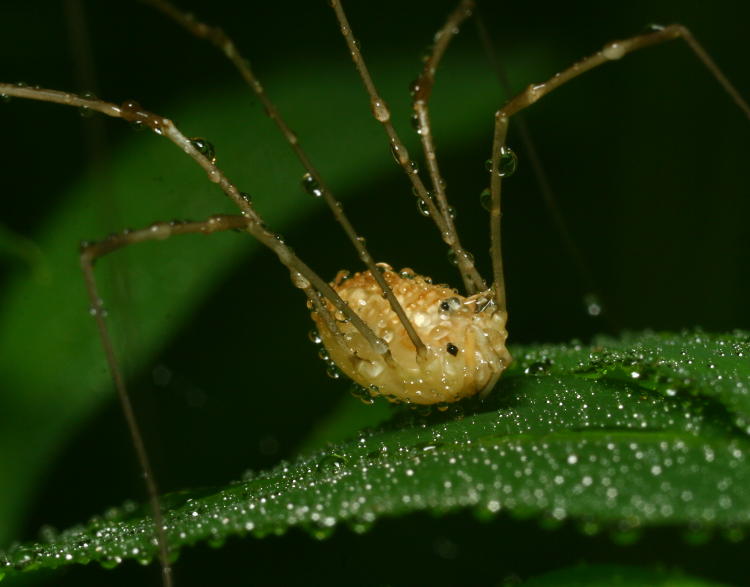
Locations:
312;264;511;404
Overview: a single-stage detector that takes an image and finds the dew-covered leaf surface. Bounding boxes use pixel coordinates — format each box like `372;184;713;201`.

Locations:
2;331;749;579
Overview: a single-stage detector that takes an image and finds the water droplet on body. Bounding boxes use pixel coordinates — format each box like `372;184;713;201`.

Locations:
371;98;390;122
189;137;216;163
486;146;517;177
301;173;324;197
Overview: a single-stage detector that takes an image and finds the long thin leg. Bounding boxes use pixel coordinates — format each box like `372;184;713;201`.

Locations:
80;214;253;587
0;84;390;359
328;0;486;296
0;83;401;583
489;114;510;313
142;0;427;358
410;0;485;295
487;24;750;311
500;25;750;121
473;8;604;319
80;212;360;585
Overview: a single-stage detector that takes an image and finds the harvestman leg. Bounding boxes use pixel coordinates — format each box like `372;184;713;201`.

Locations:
0;85;391;356
144;0;429;359
0;84;395;586
487;25;750;312
80;213;357;586
329;0;488;298
473;11;601;315
409;0;486;295
80;214;250;586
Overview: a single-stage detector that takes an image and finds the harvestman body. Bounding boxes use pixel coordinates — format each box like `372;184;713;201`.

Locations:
1;0;747;585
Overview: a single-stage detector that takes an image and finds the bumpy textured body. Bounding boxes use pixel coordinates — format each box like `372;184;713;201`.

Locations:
312;264;512;404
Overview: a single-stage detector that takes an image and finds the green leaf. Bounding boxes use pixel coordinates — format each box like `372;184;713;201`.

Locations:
532;331;750;433
2;331;748;578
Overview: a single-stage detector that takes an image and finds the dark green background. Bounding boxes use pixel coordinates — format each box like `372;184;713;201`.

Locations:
0;0;748;585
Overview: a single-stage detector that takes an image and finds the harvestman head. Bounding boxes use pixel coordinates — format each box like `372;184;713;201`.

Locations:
1;0;748;585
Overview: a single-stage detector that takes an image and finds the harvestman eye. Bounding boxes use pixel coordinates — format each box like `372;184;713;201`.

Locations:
439;297;462;312
1;0;747;585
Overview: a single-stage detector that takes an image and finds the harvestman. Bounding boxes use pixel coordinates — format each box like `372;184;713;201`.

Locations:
1;0;748;585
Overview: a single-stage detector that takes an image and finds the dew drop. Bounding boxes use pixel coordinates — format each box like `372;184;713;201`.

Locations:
602;41;625;60
485;146;518;177
348;519;374;534
523;360;551;375
409;79;421;98
371;98;390;122
290;271;310;290
149;222;171;240
410;113;420;133
189;137;216;164
372;337;389;355
447;248;474;267
391;142;409;165
150;120;165;135
308;330;322;344
78;92;97;118
479;188;492;211
643;23;666;33
583;293;603;317
500;147;518;176
350;384;376;404
334;269;352;284
301;173;324;197
317;453;347;474
89;305;108;318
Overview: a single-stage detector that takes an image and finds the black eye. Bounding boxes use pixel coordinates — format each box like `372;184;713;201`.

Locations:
446;343;459;356
439;297;461;313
